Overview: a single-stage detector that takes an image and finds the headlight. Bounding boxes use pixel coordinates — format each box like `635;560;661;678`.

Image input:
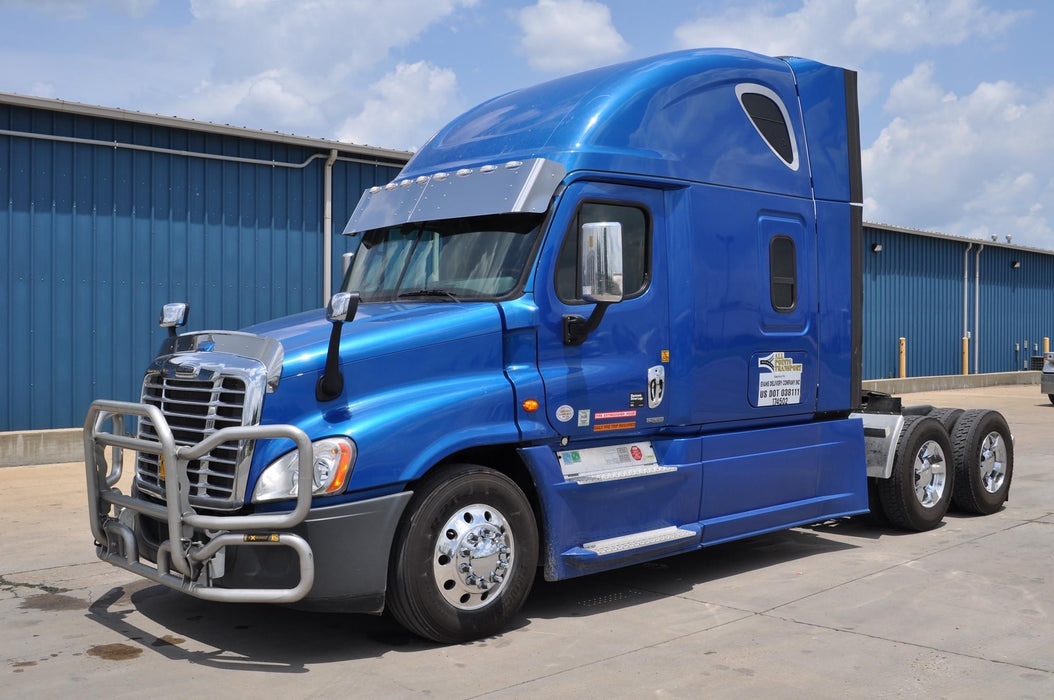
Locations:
252;437;356;503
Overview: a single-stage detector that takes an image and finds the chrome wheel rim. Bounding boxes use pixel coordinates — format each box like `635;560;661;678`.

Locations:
978;431;1008;493
913;439;947;508
433;503;514;611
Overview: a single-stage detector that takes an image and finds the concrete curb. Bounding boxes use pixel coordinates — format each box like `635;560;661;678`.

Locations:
1;427;83;468
862;370;1040;395
1;371;1044;467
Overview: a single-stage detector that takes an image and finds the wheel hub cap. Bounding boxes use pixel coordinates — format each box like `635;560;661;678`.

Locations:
914;439;947;508
979;431;1008;493
434;504;514;610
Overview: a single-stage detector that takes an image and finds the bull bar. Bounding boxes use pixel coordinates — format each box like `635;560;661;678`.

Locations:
84;399;316;603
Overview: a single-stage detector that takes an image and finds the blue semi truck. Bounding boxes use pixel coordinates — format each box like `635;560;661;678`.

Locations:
85;49;1013;643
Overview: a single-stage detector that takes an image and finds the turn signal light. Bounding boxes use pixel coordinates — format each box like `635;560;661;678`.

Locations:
521;399;540;413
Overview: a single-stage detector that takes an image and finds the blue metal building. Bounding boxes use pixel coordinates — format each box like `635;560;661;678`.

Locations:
1;93;407;431
862;223;1054;379
3;93;1053;430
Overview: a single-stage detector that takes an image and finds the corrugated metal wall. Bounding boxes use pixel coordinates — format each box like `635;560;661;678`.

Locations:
861;225;1054;380
0;100;404;430
4;98;1054;430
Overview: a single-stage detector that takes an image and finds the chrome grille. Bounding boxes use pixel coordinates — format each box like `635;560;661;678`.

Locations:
136;373;249;509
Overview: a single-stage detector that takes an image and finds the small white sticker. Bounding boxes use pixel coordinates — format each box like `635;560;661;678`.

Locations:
556;404;574;422
577;409;591;427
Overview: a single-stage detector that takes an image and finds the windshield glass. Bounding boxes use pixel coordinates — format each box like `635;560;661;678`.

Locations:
342;213;543;302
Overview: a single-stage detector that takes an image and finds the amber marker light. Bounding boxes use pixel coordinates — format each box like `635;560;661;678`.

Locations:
522;399;540;412
323;440;354;494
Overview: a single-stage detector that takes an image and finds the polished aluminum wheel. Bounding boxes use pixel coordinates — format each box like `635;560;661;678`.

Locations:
978;430;1008;494
433;503;514;610
913;439;947;508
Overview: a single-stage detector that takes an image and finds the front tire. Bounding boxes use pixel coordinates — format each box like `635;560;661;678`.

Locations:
387;464;538;643
877;416;954;531
951;409;1013;515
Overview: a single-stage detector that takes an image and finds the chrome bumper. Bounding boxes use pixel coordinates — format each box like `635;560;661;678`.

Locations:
84;399;315;603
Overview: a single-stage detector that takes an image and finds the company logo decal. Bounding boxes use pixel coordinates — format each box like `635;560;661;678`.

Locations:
757;351;803;406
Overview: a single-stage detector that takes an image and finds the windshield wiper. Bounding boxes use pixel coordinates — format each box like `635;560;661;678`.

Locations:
397;289;463;303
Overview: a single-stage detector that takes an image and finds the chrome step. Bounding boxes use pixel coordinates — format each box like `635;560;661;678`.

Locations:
572;464;677;484
583;526;695;556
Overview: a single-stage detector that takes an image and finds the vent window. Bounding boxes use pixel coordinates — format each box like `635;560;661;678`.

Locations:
736;84;799;171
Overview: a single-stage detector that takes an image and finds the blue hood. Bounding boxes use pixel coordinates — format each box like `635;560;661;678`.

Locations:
244;301;505;380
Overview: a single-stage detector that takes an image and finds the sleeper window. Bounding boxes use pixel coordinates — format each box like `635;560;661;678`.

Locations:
769;235;797;312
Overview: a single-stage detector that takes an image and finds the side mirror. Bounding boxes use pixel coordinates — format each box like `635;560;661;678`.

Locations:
159;302;189;338
563;222;623;346
580;222;624;304
326;291;358;323
317;292;360;402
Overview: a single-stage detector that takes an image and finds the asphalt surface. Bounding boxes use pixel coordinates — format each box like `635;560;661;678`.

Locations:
2;385;1051;698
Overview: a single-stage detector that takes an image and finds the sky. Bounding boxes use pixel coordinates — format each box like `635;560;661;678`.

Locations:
1;0;1053;249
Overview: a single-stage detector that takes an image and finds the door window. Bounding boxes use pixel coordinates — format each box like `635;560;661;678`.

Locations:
555;202;650;303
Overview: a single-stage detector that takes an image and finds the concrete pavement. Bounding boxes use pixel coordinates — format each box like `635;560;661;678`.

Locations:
2;385;1052;698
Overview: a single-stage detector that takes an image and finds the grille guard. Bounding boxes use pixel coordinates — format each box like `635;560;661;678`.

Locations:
84;399;316;603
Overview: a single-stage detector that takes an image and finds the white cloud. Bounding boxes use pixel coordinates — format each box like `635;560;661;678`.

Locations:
862;63;1054;248
336;61;460;151
157;0;478;138
673;0;1023;68
517;0;628;72
179;69;325;132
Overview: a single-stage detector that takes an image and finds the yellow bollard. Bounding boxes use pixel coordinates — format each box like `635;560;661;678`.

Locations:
962;337;969;375
1045;337;1050;355
898;337;906;379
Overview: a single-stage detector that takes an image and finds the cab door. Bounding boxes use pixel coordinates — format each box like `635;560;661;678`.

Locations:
535;181;670;437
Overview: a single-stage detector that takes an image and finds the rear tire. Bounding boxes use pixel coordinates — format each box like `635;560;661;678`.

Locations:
951;409;1013;515
927;407;964;434
1048;394;1054;406
387;464;538;643
877;416;954;531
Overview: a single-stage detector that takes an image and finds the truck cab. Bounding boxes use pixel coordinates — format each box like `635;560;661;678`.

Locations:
85;49;1012;643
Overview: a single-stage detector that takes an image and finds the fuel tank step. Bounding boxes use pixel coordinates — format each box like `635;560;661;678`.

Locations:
583;525;696;556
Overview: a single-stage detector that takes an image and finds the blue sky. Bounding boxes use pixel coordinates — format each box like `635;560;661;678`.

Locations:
1;0;1052;248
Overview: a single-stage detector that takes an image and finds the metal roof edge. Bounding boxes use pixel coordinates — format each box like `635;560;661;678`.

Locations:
864;220;1054;256
0;91;412;164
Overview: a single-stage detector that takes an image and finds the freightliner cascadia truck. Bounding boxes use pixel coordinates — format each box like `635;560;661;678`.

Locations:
85;49;1014;643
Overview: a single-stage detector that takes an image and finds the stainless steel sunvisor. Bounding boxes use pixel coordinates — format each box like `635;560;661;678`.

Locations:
343;157;566;235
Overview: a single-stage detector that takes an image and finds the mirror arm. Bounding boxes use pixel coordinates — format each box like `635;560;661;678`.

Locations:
316;320;346;401
316;292;360;402
562;301;611;346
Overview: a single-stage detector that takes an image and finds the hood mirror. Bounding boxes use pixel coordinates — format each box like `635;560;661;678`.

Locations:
317;292;360;402
159;302;189;338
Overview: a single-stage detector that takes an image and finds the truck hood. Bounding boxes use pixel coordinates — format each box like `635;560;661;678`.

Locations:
244;301;505;380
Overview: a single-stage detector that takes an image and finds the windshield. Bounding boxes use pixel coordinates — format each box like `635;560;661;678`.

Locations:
342;213;543;302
